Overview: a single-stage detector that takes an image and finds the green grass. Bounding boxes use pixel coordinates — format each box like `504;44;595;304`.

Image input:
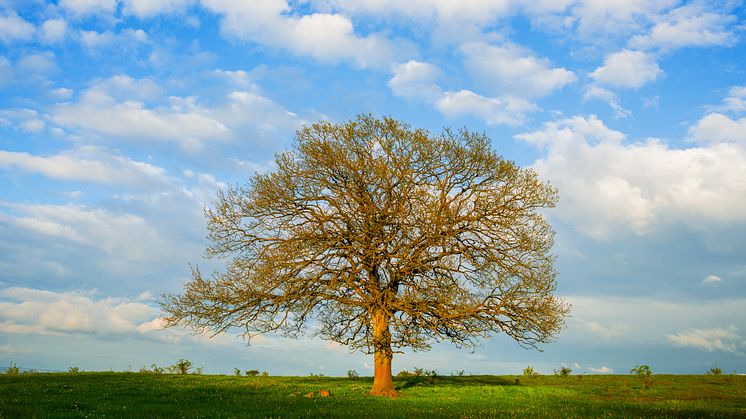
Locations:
1;372;744;418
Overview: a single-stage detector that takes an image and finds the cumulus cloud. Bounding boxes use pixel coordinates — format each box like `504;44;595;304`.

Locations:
667;326;742;353
435;90;536;126
689;113;746;144
0;287;240;346
51;74;298;154
717;86;746;113
0;147;170;189
388;60;443;103
462;42;576;98
581;321;631;338
702;275;722;284
630;3;737;51
40;19;68;44
59;0;117;16
0;11;35;43
590;50;662;89
122;0;196;17
583;85;630;118
201;0;402;68
517;115;746;238
588;366;613;373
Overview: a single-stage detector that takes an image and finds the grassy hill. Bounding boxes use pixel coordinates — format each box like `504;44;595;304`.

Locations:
1;372;744;418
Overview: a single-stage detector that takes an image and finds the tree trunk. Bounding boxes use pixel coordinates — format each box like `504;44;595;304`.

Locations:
369;310;398;397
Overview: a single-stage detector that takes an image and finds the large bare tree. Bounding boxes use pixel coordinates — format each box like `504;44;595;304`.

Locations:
161;115;569;397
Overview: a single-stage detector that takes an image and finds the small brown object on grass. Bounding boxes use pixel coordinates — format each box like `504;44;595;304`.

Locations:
304;392;314;399
319;389;330;397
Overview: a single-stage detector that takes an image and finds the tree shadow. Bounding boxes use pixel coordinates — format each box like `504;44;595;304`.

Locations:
395;375;516;390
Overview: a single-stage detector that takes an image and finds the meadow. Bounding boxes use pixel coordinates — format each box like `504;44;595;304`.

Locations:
1;372;744;418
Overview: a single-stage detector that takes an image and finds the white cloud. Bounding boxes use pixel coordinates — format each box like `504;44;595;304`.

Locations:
703;275;722;284
583;85;630;118
630;3;737;51
0;11;35;43
41;19;68;44
79;30;116;49
667;326;742;353
122;0;195;17
17;52;57;76
517;115;746;238
590;50;662;89
8;203;179;263
581;320;631;338
689;113;746;144
565;0;676;38
436;90;536;126
201;0;401;68
388;60;443;103
718;86;746;113
51;74;298;154
0;287;242;346
59;0;117;16
588;366;613;373
0;147;170;189
462;42;576;98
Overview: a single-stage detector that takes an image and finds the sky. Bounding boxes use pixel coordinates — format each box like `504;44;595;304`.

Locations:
1;0;745;377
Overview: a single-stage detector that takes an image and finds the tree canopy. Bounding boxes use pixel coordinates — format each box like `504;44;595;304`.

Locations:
161;115;569;396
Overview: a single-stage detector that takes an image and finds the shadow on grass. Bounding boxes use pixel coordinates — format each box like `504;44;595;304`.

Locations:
395;375;516;390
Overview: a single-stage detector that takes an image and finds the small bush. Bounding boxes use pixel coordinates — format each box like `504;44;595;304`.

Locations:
630;365;652;377
453;370;465;377
396;370;414;377
260;371;269;377
554;366;572;377
234;368;242;376
167;359;192;374
424;369;438;378
523;366;539;376
707;366;722;375
347;369;359;379
413;367;425;377
5;362;20;375
68;366;81;373
245;370;260;377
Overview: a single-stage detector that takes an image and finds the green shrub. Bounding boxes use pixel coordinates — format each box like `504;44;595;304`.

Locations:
630;365;652;377
396;370;414;377
707;366;722;375
5;362;20;375
554;366;572;376
234;368;242;376
168;359;192;374
523;366;539;376
260;371;269;377
68;366;81;373
245;370;259;377
347;369;359;379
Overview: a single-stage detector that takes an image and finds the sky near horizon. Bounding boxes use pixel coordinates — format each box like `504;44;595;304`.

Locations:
1;0;746;376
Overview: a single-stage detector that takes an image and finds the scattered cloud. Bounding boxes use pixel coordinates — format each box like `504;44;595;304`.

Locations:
667;325;742;353
40;19;68;44
717;86;746;113
461;42;576;98
583;85;630;118
630;3;738;51
0;146;170;189
201;0;403;68
59;0;117;16
388;60;443;103
517;115;746;239
702;275;722;284
0;287;239;346
590;50;662;89
588;366;613;373
0;11;35;43
581;321;631;338
122;0;196;18
436;90;536;126
689;113;746;144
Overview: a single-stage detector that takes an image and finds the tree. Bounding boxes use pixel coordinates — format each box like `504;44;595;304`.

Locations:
161;115;569;397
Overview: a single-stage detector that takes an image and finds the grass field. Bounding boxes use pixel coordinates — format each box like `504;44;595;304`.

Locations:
1;372;744;418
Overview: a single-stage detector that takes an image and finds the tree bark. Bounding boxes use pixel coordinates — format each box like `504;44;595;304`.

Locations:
369;310;398;397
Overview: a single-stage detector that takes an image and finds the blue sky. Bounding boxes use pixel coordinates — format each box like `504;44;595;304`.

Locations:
1;0;745;376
